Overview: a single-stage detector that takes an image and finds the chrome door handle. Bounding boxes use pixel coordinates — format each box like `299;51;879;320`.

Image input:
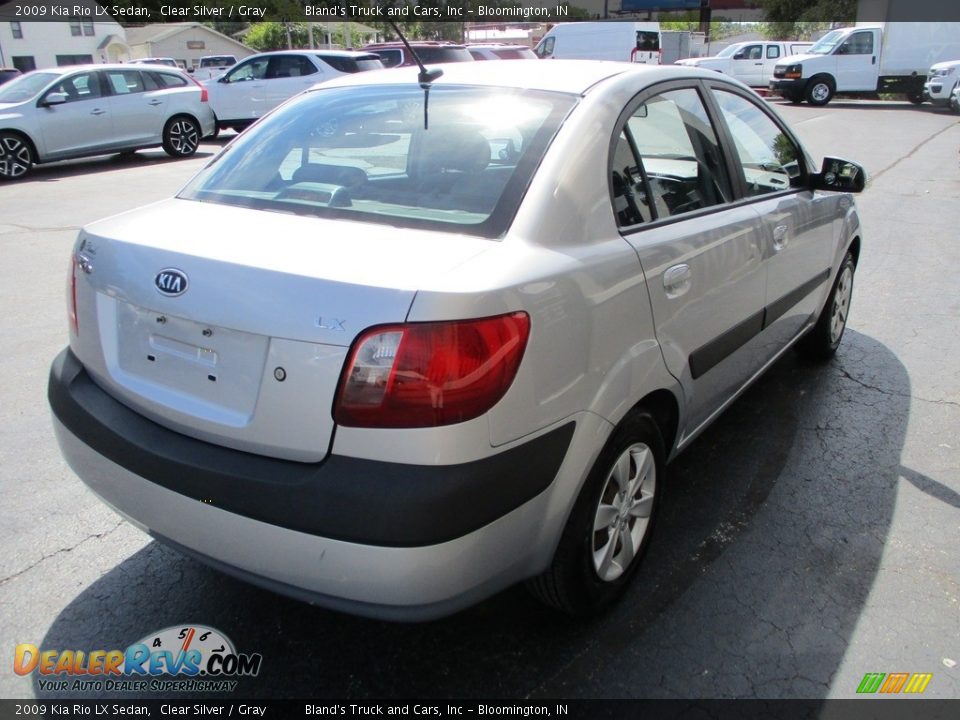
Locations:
148;99;163;106
90;108;106;115
663;264;692;298
773;224;789;251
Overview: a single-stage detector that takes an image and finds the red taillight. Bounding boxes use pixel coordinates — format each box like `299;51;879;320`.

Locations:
67;256;78;336
187;74;208;102
334;312;530;428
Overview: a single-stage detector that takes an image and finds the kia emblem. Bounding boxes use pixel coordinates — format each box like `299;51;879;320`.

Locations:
155;269;188;297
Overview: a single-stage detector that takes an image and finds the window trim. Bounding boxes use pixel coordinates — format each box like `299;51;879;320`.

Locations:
700;79;814;205
607;79;744;234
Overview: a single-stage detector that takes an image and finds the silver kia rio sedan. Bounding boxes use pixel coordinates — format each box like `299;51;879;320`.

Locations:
48;61;864;620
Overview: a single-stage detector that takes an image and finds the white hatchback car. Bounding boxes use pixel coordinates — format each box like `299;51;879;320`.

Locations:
0;64;214;181
49;61;865;620
204;49;383;134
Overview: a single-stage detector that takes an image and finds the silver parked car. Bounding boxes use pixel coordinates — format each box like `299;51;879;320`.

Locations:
0;64;215;181
49;61;864;620
204;49;383;134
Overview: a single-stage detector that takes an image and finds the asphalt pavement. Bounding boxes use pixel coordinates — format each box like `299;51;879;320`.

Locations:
0;101;957;700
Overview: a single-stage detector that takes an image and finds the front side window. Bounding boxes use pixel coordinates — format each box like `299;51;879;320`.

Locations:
612;87;732;225
536;36;556;58
180;85;577;238
45;72;102;103
839;32;874;55
225;58;269;82
636;31;660;52
713;89;803;196
739;45;763;60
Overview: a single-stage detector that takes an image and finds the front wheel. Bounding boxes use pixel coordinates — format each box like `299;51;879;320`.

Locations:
805;77;834;106
0;132;34;181
797;253;856;361
162;116;201;157
527;413;663;615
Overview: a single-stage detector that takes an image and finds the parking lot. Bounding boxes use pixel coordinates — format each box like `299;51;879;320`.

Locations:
1;100;958;699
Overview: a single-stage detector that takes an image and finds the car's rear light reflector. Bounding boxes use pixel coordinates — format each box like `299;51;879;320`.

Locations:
187;74;208;102
334;312;530;428
67;256;78;336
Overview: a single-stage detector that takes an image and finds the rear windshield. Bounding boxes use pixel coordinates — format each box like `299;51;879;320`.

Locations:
319;55;384;73
0;72;58;102
201;56;235;67
636;31;660;52
493;48;537;60
416;47;473;64
180;84;577;238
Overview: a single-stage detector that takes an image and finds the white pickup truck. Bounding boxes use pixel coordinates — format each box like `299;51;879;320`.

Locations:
189;55;237;82
675;40;812;87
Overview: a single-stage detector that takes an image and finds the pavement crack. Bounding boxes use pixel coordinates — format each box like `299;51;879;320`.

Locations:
869;119;960;182
0;519;125;586
837;368;960;408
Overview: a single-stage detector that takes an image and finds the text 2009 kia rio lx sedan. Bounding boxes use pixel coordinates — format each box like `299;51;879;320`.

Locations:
49;61;864;620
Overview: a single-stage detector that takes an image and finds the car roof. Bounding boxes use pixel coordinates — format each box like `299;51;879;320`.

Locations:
248;49;378;59
23;63;188;76
318;59;720;96
364;41;467;49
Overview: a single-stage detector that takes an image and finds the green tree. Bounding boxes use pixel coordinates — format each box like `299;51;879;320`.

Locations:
245;21;309;51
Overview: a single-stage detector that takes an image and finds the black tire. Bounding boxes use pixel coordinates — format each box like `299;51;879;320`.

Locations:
527;412;664;616
0;131;34;181
786;91;803;104
797;252;856;361
162;115;201;157
906;88;925;105
805;76;834;106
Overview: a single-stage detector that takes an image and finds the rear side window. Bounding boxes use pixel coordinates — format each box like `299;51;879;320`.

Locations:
106;70;145;95
766;45;780;59
712;89;804;195
180;85;577;239
155;72;188;88
611;87;732;226
319;55;383;73
268;55;317;78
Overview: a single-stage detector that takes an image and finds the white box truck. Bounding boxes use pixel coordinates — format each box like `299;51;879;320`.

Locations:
534;22;662;64
769;22;960;105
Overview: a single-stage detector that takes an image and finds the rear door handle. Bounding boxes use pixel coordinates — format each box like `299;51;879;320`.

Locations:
90;108;106;116
148;99;163;106
773;224;789;252
663;264;692;298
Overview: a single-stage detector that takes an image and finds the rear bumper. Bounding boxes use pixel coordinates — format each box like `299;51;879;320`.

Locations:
49;348;583;619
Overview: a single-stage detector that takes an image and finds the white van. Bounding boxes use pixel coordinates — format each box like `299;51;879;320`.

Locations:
534;22;661;64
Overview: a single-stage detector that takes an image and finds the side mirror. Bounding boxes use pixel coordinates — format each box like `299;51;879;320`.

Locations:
811;157;866;193
733;50;745;59
187;67;195;74
41;92;68;107
217;76;229;83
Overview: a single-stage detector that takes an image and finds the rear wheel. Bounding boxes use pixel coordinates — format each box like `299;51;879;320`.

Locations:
162;116;200;157
906;88;925;105
797;253;855;361
805;76;834;106
527;412;663;615
0;132;34;181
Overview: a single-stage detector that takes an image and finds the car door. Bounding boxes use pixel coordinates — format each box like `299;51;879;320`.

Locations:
834;29;878;91
102;69;162;146
209;55;270;122
36;70;114;159
262;54;322;112
706;84;836;356
760;44;782;85
729;44;764;86
611;82;769;436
